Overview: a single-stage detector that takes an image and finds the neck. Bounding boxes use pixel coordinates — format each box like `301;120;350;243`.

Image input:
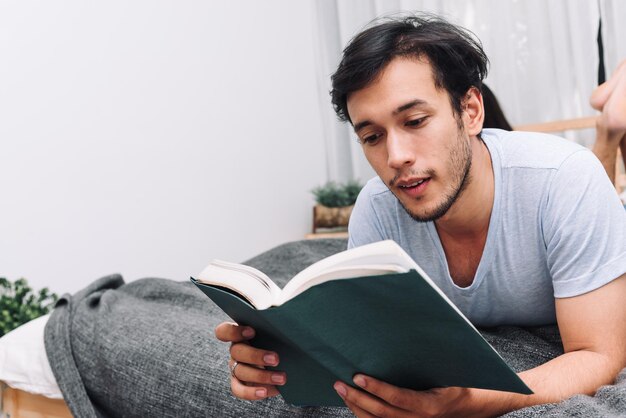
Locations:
435;135;494;240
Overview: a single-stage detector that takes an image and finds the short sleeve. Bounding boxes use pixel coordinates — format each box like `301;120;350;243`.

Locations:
543;149;626;298
347;179;388;249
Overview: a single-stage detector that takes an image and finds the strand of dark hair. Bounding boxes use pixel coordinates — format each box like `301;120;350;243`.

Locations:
331;13;489;124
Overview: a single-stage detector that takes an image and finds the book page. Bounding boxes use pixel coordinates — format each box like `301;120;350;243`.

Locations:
194;260;282;309
280;241;416;301
278;264;408;305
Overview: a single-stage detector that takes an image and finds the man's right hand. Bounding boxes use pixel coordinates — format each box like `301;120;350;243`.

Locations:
214;322;287;400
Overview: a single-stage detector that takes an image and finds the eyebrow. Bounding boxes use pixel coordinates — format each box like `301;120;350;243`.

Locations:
353;99;429;133
394;99;428;114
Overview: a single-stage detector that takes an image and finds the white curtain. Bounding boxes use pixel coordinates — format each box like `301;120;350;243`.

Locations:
601;0;626;77
313;0;620;182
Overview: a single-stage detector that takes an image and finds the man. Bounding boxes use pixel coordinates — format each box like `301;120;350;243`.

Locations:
216;15;626;417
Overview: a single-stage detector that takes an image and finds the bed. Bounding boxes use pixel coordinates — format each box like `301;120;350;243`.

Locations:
2;236;626;417
0;315;71;418
0;386;70;418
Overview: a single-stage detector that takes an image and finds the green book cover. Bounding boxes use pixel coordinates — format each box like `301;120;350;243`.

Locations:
191;265;532;406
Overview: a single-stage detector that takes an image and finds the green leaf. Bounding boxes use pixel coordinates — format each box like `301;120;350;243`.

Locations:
0;277;59;337
311;180;364;207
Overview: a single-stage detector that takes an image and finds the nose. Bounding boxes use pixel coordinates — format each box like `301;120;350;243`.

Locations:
386;130;415;169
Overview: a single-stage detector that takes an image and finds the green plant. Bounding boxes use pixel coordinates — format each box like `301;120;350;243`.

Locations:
311;180;364;207
0;278;58;337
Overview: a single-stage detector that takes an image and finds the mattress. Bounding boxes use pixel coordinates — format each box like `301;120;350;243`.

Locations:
0;314;62;399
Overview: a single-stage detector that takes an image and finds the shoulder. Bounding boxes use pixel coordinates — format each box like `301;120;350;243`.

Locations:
348;177;396;248
358;176;392;198
481;128;590;171
351;176;395;221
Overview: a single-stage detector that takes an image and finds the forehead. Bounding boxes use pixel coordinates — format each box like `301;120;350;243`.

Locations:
346;57;446;122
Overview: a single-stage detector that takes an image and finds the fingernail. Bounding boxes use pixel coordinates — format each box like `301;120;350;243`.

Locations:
353;375;366;388
334;382;347;398
255;388;267;398
263;353;278;365
271;373;285;384
242;327;255;338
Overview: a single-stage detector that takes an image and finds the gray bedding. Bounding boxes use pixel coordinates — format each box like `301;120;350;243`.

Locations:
44;239;626;417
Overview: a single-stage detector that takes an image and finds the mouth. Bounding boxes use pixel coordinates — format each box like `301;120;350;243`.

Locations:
394;177;431;197
398;179;428;188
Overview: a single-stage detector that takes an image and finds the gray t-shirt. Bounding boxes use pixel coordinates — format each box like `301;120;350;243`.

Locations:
348;128;626;327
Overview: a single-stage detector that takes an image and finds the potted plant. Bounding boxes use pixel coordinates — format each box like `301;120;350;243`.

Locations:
0;277;58;337
311;180;363;233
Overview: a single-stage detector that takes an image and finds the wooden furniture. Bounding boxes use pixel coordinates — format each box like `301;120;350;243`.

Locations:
305;231;348;240
311;205;353;234
0;383;71;418
514;115;597;133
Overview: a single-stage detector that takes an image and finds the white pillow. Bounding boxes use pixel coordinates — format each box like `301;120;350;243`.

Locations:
0;314;63;399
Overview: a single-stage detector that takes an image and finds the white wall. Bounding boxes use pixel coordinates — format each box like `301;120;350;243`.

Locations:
0;0;328;294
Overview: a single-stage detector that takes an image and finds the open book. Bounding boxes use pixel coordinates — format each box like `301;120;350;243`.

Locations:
194;240;428;309
191;240;532;406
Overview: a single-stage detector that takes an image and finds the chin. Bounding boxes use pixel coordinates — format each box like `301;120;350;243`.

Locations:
408;209;447;223
399;195;456;223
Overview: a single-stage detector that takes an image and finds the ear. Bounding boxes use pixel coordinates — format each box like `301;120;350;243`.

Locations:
462;86;484;136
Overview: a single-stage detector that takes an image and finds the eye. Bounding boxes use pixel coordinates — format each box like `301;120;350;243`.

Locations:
359;133;382;146
405;117;427;127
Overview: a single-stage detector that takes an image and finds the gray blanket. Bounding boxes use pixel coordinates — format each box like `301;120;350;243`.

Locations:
44;239;626;417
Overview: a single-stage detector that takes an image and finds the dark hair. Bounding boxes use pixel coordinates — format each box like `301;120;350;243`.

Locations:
331;14;489;123
481;84;513;130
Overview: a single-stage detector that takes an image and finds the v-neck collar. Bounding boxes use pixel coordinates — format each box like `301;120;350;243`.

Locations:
426;133;502;294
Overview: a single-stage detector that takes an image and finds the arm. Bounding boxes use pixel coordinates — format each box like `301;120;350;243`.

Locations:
335;274;626;417
515;274;626;401
481;273;626;413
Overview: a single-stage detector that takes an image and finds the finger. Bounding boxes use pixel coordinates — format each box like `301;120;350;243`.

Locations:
230;360;286;386
215;322;255;342
352;374;425;411
230;376;279;401
343;399;378;418
334;381;408;418
230;342;279;367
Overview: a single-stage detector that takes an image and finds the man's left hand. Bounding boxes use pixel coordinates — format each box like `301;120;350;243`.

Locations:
334;375;479;418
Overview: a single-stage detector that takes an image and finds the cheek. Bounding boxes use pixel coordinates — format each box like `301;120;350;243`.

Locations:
363;147;387;171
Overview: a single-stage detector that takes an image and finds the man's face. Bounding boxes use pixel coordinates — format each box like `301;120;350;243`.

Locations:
346;57;473;222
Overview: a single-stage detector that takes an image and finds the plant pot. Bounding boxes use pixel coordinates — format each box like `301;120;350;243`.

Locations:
312;204;354;232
